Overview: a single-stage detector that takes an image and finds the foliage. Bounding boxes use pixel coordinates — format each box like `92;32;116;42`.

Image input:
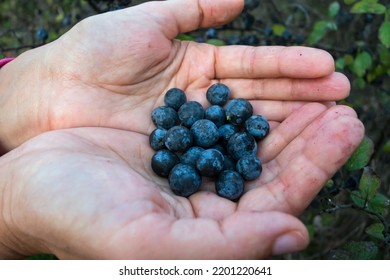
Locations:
0;0;389;260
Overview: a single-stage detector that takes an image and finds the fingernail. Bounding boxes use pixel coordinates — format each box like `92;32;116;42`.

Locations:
272;231;308;255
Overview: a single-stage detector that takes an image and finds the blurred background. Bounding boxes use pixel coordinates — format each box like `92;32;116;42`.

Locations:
1;0;389;259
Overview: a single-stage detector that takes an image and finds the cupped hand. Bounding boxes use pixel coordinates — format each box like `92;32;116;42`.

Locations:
0;0;349;152
0;102;363;259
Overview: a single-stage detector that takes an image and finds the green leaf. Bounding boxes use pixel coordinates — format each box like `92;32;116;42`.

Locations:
336;57;346;70
351;1;386;14
365;223;385;240
343;241;378;259
367;193;390;214
351;190;365;207
383;140;390;153
307;21;330;45
272;24;286;37
359;167;381;201
329;2;341;18
345;136;374;171
350;51;373;77
379;21;390;48
206;39;226;46
176;34;195;41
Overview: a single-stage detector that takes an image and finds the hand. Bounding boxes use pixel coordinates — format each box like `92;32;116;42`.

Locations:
0;0;350;152
0;103;363;259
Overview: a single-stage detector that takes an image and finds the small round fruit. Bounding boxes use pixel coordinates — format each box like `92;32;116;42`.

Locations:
180;146;205;167
169;164;201;197
206;83;231;106
205;105;226;127
164;126;193;153
151;149;180;177
151;106;179;129
191;119;219;148
236;155;262;181
225;98;253;125
178;101;205;127
245;115;270;141
164;88;187;110
196;149;224;177
227;132;257;160
149;128;167;151
216;170;244;201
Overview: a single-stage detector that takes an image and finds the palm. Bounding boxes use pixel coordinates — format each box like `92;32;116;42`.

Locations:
5;99;363;259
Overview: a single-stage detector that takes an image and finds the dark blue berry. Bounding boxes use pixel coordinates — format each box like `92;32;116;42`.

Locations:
236;155;262;181
218;124;240;146
180;146;205;167
36;27;48;41
223;156;236;171
151;149;180;177
205;28;218;39
164;88;187;110
244;115;270;141
206;83;231;106
151;106;179;129
196;149;225;177
149;128;167;150
225;98;253;125
178;101;205;127
191;119;220;148
227;132;257;160
215;170;244;201
164;126;192;153
205;105;226;127
169;164;201;197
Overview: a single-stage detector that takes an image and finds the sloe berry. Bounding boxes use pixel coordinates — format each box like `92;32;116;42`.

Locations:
215;170;244;201
205;105;226;127
169;163;201;197
178;101;205;127
151;149;180;177
149;128;167;151
245;115;270;140
180;146;205;167
218;123;240;146
164;126;193;153
191;119;219;148
151;106;179;129
227;132;257;160
236;155;262;181
164;88;187;110
206;83;231;106
196;149;225;177
225;98;253;125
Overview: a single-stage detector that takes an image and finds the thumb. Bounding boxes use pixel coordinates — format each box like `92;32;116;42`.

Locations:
136;0;244;39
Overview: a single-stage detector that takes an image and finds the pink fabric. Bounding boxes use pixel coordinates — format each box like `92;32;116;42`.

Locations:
0;57;15;68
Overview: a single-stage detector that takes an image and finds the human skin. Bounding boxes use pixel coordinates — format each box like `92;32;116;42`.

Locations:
0;0;364;259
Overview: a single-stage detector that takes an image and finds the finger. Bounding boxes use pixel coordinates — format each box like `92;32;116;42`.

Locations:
222;72;350;101
215;46;335;79
138;0;244;39
257;102;330;163
105;211;308;259
240;105;365;215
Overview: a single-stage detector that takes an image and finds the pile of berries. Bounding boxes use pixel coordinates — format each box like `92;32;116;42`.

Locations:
149;84;269;201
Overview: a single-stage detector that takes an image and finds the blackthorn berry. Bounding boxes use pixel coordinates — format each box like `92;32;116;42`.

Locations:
164;88;187;110
196;149;225;177
178;101;205;127
151;149;180;177
191;119;219;148
180;146;205;167
225;98;253;125
169;163;201;197
236;155;262;181
244;115;270;140
205;105;226;127
149;128;167;150
215;170;244;201
36;27;48;41
151;106;179;129
164;126;193;153
218;124;240;146
227;132;257;160
206;83;231;106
